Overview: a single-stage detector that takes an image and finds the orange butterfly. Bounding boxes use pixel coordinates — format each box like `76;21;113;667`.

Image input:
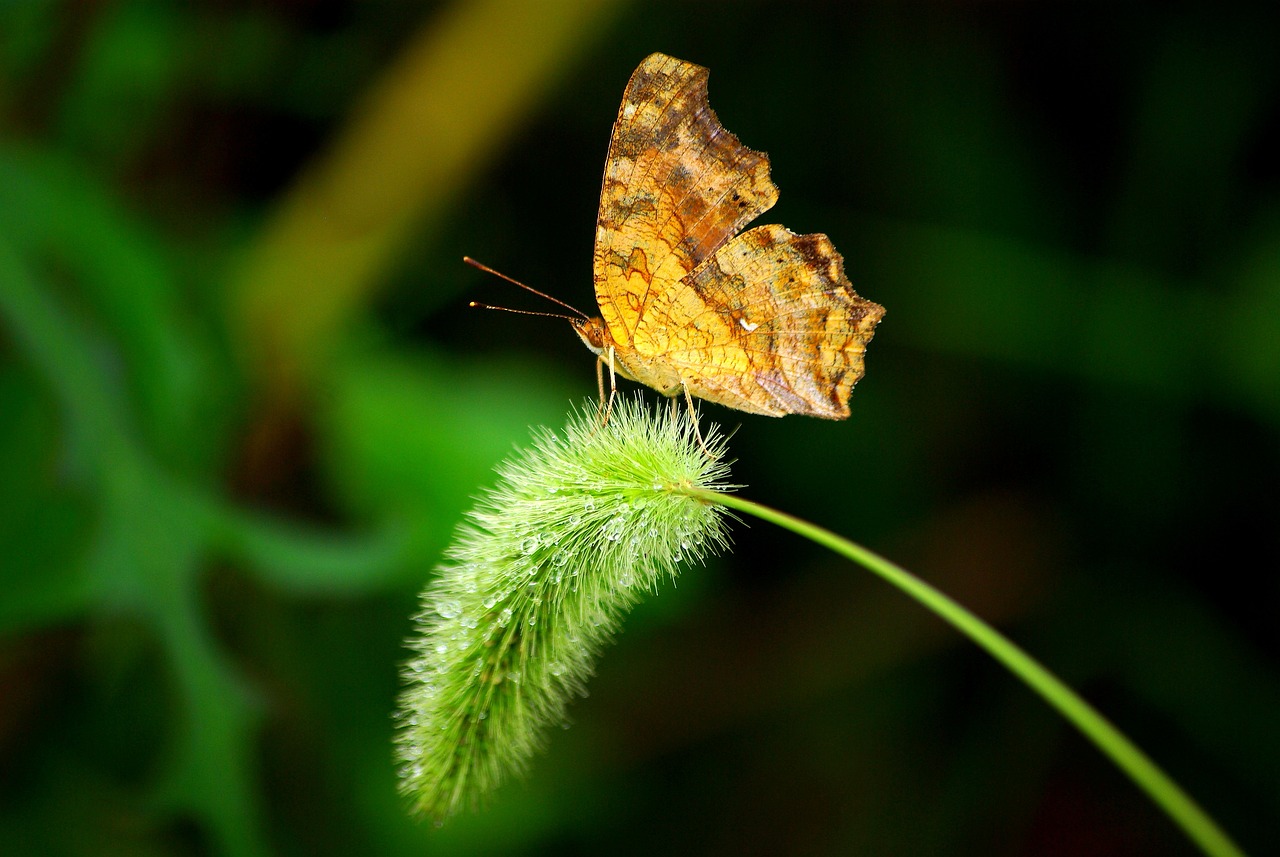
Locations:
475;53;884;421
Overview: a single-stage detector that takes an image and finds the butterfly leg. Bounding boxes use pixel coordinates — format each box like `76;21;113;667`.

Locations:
594;347;619;426
594;354;607;419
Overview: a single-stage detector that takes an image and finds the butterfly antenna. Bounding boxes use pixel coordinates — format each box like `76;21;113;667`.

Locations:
468;301;578;321
463;256;590;320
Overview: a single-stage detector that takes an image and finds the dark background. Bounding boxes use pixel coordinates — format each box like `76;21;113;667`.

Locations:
2;2;1277;855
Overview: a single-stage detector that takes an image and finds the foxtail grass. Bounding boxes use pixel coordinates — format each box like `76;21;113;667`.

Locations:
396;396;1245;857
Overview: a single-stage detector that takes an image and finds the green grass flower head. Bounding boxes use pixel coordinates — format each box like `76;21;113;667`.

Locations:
396;397;732;819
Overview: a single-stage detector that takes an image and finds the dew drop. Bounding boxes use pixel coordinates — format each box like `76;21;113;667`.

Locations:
482;594;498;609
520;535;540;555
583;498;596;513
602;514;627;542
437;599;462;619
498;607;513;626
618;571;634;588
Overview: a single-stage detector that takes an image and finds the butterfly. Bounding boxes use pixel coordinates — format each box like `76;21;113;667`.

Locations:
474;53;883;421
570;50;880;419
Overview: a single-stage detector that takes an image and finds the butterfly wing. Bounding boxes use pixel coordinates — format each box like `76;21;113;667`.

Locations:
593;53;779;347
648;224;885;417
592;54;883;417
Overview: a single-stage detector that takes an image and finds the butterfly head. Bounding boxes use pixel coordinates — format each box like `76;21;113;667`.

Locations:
571;317;613;357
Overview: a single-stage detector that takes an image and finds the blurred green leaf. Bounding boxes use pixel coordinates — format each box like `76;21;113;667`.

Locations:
0;364;91;631
1223;214;1280;425
318;344;578;569
0;145;222;472
207;503;406;594
861;217;1279;423
57;1;182;163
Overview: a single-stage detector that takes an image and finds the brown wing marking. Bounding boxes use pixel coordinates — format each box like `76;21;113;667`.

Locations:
653;224;885;418
593;53;780;345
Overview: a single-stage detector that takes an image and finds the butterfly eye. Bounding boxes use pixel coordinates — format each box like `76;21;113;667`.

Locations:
572;318;607;353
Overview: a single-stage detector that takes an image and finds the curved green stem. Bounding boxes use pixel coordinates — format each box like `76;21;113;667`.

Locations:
683;486;1246;857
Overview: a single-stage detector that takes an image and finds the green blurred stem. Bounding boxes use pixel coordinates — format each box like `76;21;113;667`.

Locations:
682;486;1246;857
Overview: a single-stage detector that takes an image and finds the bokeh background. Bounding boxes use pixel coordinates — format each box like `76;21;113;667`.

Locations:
2;1;1278;855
